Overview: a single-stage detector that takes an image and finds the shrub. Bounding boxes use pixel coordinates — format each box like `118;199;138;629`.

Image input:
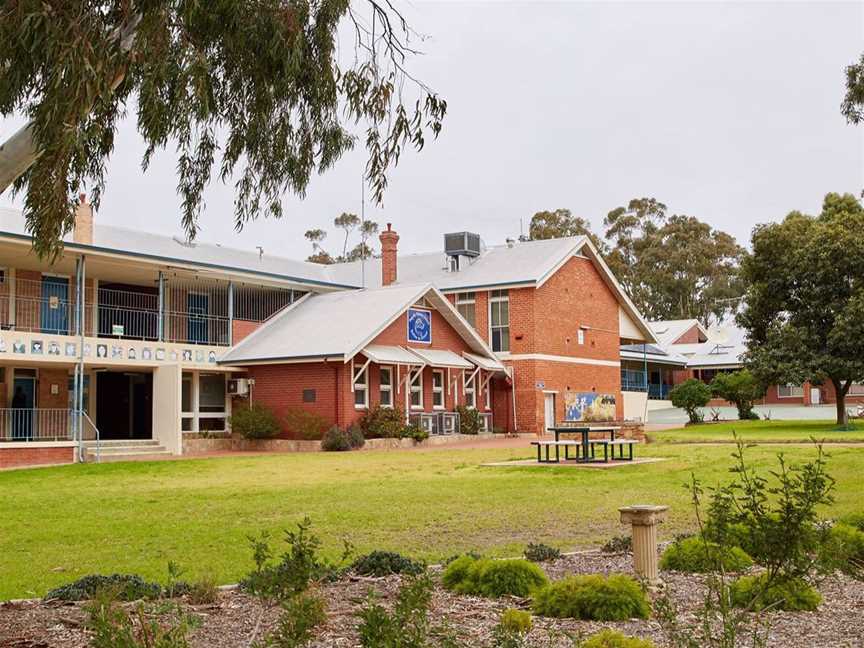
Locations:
283;408;329;440
260;590;327;648
659;537;753;573
352;551;425;577
400;424;429;443
456;405;481;435
701;519;753;557
347;425;366;449
357;573;436;647
523;543;561;563
321;426;365;451
186;575;219;605
601;535;632;554
839;512;864;532
729;574;821;612
532;575;650;621
441;556;548;598
229;403;282;439
581;629;657;648
86;590;198;648
709;370;765;421
822;522;864;575
499;608;532;634
45;574;163;602
669;379;711;424
359;405;406;439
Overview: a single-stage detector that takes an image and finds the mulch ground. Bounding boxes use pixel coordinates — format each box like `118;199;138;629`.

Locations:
2;551;863;647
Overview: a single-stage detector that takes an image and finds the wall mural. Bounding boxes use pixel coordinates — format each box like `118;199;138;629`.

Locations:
564;391;616;422
0;335;219;365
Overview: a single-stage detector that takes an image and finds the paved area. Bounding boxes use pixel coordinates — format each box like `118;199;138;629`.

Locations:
647;404;842;425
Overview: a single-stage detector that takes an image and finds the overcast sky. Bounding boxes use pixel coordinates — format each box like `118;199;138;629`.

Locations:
1;1;862;260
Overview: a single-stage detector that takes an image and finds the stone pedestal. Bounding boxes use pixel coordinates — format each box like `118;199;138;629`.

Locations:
619;504;669;586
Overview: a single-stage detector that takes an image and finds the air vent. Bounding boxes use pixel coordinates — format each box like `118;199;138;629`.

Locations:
444;232;481;258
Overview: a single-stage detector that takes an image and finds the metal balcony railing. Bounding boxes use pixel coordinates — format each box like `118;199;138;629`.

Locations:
0;276;298;347
0;408;74;442
621;369;648;392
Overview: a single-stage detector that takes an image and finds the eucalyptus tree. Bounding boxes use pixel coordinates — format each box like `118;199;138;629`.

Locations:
0;1;446;258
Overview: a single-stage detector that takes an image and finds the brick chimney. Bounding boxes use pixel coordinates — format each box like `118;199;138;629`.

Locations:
73;193;93;245
379;223;399;286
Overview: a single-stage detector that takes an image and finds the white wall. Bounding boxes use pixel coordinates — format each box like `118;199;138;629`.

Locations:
153;364;182;454
622;390;648;422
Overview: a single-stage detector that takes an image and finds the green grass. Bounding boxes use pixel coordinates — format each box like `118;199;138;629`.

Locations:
1;442;862;599
649;419;864;444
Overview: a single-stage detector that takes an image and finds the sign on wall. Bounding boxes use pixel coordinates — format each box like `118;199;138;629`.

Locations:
407;308;432;344
564;391;616;422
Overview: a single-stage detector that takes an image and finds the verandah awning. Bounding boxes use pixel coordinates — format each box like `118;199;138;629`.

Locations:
361;345;426;365
463;352;507;373
408;348;474;369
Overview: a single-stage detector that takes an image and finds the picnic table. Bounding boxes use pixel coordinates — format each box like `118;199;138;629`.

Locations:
531;424;636;464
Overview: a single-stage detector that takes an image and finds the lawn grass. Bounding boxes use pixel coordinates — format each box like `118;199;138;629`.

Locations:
649;419;864;444
1;442;862;599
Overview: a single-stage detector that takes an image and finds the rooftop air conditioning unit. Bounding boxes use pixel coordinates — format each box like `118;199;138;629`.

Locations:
227;378;250;396
444;232;481;258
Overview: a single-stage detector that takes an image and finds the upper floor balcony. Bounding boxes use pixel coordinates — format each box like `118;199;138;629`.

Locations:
0;270;301;347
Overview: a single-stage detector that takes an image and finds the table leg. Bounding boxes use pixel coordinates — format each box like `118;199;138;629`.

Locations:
537;444;541;463
604;443;609;462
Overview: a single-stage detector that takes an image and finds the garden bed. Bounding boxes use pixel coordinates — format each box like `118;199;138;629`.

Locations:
2;551;862;647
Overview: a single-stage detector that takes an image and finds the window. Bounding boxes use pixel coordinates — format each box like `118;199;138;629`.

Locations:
410;369;423;409
354;364;369;409
577;328;585;345
379;367;393;407
432;370;444;409
199;374;226;412
302;389;316;403
464;371;476;409
456;292;476;327
489;290;510;352
778;384;804;398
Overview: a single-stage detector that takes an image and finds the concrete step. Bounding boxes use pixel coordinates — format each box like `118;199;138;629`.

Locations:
83;439;159;448
84;450;174;463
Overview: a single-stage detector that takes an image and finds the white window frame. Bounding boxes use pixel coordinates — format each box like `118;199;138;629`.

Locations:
777;384;804;398
432;369;445;409
485;378;491;410
464;371;476;409
455;292;476;327
489;289;510;353
410;368;423;409
353;362;369;409
379;366;393;408
577;328;585;345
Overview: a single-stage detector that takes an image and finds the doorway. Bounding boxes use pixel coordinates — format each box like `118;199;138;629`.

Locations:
187;292;209;344
11;373;36;440
41;275;69;335
543;393;556;434
96;371;153;439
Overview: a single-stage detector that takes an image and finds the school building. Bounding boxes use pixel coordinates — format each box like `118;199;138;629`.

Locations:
0;198;656;467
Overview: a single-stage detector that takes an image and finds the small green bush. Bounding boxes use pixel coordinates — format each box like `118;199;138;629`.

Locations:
456;405;481;435
710;370;765;420
659;536;753;573
352;551;425;577
359;405;406;439
283;408;330;440
86;590;198;648
499;608;532;634
532;575;650;621
230;403;281;439
524;543;561;563
729;574;821;612
822;523;864;575
321;426;364;451
441;556;548;598
347;425;365;449
701;519;753;557
581;629;657;648
601;535;632;554
669;379;711;424
400;424;429;443
357;573;436;647
261;590;327;648
839;512;864;533
186;575;219;605
45;574;163;602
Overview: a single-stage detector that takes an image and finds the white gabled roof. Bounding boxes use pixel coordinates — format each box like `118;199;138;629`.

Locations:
219;282;498;366
685;323;748;369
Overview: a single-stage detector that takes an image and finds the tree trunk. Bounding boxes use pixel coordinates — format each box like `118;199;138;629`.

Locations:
832;378;849;426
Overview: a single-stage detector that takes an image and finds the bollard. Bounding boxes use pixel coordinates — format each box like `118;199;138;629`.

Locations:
619;504;669;586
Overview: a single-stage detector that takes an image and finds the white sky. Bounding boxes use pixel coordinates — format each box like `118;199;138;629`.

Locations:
1;1;862;260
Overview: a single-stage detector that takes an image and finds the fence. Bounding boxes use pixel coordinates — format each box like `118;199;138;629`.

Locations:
0;408;74;442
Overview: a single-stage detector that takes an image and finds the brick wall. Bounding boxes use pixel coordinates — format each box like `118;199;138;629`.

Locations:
0;446;74;468
232;320;262;345
673;324;703;345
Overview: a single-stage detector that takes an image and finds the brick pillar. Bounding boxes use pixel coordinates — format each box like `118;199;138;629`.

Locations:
379;223;399;286
73;193;93;245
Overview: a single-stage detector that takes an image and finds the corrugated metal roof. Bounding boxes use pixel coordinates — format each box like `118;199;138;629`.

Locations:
649;319;707;346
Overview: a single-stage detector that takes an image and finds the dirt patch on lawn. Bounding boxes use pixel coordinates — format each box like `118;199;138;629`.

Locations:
2;551;863;647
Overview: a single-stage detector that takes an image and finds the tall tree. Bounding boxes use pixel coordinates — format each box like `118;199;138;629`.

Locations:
842;52;864;125
603;198;743;325
739;193;864;426
333;213;361;259
0;2;446;258
304;229;333;264
528;208;603;249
